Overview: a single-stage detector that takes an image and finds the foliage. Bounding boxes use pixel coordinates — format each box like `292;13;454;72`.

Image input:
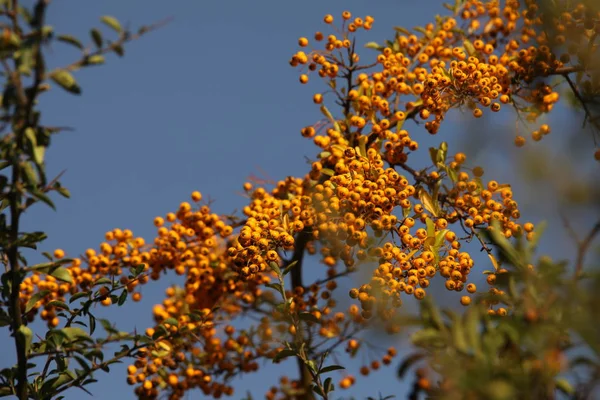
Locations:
1;0;599;400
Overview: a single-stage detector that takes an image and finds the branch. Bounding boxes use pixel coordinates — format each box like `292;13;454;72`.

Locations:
563;73;595;129
574;220;600;278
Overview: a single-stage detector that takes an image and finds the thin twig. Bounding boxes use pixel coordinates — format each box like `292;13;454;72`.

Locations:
574;220;600;278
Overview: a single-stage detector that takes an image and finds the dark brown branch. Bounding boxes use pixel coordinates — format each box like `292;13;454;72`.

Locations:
574;220;600;278
563;73;595;129
286;227;314;399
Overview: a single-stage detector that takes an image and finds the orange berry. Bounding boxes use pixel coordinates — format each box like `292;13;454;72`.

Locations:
313;93;323;104
191;191;202;202
339;377;352;389
298;37;309;47
53;249;65;259
299;74;309;84
460;296;471;306
324;14;334;24
132;292;142;302
153;217;164;227
473;108;483;118
595;148;600;161
514;135;526;147
473;166;484;177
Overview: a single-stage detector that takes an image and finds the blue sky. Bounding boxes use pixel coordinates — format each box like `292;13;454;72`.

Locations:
1;1;598;399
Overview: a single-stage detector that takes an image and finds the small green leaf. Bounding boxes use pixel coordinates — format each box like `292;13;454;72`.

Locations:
113;44;125;57
69;291;90;303
50;266;73;283
265;283;284;296
323;377;333;393
93;277;111;286
419;188;439;217
319;365;345;374
429;147;439;165
100;16;122;33
117;289;128;306
85;55;105;65
163;317;179;327
57;34;84;49
273;349;296;363
365;42;382;50
152;325;168;340
56;186;71;198
18;326;33;355
25;290;50;313
282;260;298;276
61;327;91;341
50;70;81;95
269;261;281;277
47;300;69;311
90;28;103;48
463;39;476;56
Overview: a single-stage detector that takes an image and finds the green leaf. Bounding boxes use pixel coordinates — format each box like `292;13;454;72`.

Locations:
57;34;84;49
426;218;435;239
93;277;112;286
163;317;179;327
69;291;90;303
319;365;345;374
463;39;476;56
61;327;91;341
152;325;168;340
323;377;333;393
365;42;382;50
117;289;128;306
273;348;296;363
25;290;50;313
31;189;55;210
17;326;33;355
21;161;38;187
394;26;411;35
50;266;73;283
429;147;439;165
90;28;103;48
418;188;439;217
100;16;122;33
411;328;444;347
269;261;281;277
113;44;124;57
24;128;45;165
56;186;71;198
282;260;298;276
50;70;81;95
265;283;284;296
85;55;105;65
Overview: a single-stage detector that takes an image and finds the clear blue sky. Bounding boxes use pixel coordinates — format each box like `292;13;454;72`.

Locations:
1;1;596;399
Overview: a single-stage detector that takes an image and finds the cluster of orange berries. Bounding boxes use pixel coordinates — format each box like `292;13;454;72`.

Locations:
292;1;600;159
290;12;374;85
